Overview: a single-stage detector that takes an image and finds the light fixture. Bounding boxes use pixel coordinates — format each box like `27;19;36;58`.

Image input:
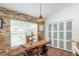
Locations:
37;3;44;24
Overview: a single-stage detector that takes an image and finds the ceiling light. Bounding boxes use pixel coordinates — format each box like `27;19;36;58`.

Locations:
37;3;44;24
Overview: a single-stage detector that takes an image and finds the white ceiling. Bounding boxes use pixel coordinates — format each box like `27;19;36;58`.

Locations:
0;3;71;19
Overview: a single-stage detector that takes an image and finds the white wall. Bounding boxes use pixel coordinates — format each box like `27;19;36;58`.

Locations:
45;3;79;54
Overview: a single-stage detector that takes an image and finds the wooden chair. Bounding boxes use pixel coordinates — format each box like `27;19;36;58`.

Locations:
41;45;48;56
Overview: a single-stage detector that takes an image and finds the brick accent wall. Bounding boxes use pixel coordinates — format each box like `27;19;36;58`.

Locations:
0;7;37;55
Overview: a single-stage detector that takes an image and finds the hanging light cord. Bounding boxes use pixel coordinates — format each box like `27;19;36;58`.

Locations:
40;3;41;16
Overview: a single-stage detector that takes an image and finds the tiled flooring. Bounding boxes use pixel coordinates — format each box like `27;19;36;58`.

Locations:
47;47;74;56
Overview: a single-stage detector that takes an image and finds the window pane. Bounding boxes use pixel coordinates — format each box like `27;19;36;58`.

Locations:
59;23;64;31
53;24;57;31
49;24;52;31
53;32;57;39
59;32;64;39
66;41;72;50
59;41;64;48
53;40;57;47
66;21;72;30
11;33;26;47
66;32;72;40
49;32;52;38
49;39;52;45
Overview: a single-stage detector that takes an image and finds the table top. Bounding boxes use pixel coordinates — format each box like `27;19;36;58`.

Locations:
7;39;48;55
22;39;48;50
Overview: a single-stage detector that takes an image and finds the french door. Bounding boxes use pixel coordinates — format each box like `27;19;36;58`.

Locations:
48;20;72;51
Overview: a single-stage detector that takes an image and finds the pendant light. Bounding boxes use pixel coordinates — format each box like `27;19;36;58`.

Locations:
37;3;44;24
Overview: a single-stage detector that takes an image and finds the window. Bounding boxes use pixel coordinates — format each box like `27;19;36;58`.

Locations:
48;24;52;46
53;24;58;40
59;23;64;31
66;21;72;51
48;20;72;51
59;40;64;49
53;32;57;39
66;21;72;30
49;32;52;38
53;40;57;47
49;24;52;31
59;32;64;39
66;41;72;50
53;24;57;31
11;20;38;47
66;32;72;40
48;24;52;39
